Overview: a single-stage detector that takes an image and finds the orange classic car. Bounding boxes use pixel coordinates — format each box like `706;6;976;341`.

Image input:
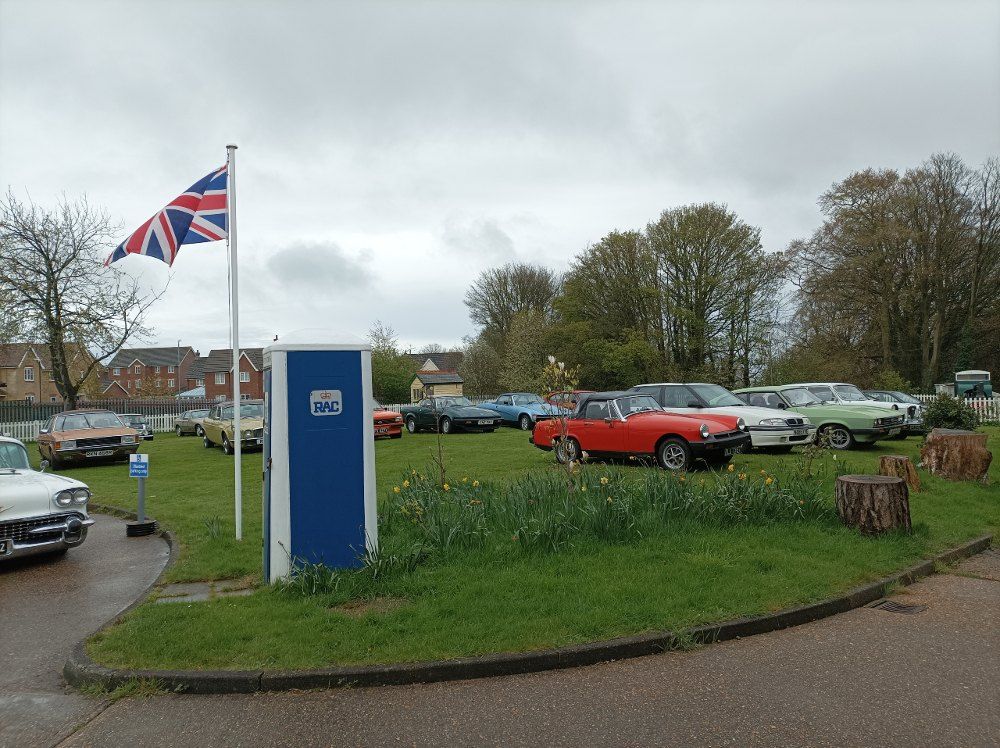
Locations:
373;401;404;439
36;409;140;469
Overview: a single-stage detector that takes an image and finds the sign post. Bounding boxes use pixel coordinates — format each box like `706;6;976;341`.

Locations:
126;453;157;537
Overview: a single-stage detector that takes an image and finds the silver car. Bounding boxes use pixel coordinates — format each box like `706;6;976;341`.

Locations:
0;436;94;560
174;408;210;436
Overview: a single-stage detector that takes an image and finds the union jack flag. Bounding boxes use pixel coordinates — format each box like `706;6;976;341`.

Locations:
106;164;228;266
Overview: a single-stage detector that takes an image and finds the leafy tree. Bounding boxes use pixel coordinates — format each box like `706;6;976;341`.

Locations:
499;310;550;392
0;192;162;408
458;335;502;397
368;321;417;404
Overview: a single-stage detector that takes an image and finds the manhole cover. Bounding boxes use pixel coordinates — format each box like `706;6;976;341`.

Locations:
867;599;927;615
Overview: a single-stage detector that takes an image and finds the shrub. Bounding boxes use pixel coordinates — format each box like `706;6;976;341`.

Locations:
922;395;979;431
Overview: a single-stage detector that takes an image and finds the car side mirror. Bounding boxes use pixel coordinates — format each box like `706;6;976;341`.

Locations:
39;428;49;434
604;417;613;424
776;403;787;409
40;459;49;472
687;401;701;408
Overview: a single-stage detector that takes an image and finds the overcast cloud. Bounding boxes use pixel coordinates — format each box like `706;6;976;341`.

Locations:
1;0;998;352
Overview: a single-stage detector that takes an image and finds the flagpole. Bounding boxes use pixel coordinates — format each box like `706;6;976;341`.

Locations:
227;143;243;541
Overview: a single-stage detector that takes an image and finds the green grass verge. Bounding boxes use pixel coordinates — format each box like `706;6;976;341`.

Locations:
60;426;997;670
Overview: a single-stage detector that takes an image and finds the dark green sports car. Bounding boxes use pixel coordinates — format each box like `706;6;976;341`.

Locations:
399;397;502;434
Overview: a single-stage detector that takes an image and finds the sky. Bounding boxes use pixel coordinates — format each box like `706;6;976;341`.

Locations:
1;0;998;354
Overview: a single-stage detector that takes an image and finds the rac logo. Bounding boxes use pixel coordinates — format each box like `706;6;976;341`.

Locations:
309;389;343;416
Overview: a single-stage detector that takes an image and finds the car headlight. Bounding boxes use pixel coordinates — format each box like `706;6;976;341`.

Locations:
760;418;786;426
121;435;136;444
55;490;74;507
72;488;90;504
737;418;747;431
801;417;812;425
395;415;403;422
699;423;710;439
61;440;76;450
244;430;251;438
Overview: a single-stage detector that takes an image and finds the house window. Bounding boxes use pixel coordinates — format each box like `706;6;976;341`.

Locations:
215;394;225;402
239;371;250;383
155;379;162;388
168;365;175;373
113;367;121;376
135;380;141;389
241;393;251;400
215;372;226;385
154;366;161;374
24;367;34;382
25;394;34;404
50;396;58;402
126;381;131;389
134;365;141;374
168;379;175;388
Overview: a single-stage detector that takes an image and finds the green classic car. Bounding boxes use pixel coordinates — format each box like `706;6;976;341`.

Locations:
399;396;502;434
734;385;905;449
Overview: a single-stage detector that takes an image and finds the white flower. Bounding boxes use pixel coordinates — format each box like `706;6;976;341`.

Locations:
558;362;565;370
548;355;556;364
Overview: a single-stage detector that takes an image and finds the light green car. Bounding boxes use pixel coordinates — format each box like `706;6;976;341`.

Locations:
734;385;905;450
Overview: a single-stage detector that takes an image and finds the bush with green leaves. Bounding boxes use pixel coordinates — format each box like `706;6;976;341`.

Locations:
922;395;979;431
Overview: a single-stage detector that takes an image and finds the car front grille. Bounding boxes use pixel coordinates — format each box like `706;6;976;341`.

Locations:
784;417;806;426
0;512;84;543
713;430;743;439
76;436;125;449
877;415;905;427
374;417;398;425
252;428;263;438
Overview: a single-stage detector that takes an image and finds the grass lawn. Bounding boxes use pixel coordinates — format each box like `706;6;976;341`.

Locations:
57;426;998;671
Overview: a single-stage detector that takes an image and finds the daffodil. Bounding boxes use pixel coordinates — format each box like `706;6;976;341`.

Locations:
472;480;480;488
402;479;410;488
581;485;587;492
462;476;468;483
727;464;735;472
738;472;747;480
393;486;401;494
600;476;609;485
765;477;774;485
443;483;450;491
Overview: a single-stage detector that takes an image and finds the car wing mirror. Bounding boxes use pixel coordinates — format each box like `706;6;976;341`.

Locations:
39;428;49;434
40;459;49;472
776;403;787;409
686;401;701;408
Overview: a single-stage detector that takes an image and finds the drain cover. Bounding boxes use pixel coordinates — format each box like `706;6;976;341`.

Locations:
867;599;927;614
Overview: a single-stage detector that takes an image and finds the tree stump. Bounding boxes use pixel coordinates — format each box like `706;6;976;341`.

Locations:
835;475;911;535
878;455;921;492
920;428;993;483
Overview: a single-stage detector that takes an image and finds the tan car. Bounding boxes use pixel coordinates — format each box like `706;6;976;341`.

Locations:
201;400;265;454
37;409;140;469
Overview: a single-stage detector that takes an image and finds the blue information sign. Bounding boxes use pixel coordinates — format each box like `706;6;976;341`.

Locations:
129;453;149;478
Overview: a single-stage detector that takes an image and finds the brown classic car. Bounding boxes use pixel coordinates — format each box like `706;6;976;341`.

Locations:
37;409;140;469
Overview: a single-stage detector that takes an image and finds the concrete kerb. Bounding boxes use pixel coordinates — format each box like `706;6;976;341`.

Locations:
63;527;993;695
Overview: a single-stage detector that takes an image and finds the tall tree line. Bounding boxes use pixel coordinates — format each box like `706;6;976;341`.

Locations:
781;153;1000;390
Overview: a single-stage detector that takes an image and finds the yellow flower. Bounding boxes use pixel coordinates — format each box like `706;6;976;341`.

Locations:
600;476;609;485
727;464;735;472
462;476;468;483
679;475;686;482
798;499;804;505
402;479;410;488
760;469;767;476
393;486;401;494
765;477;774;485
738;473;747;481
443;483;450;491
607;497;613;504
581;485;587;492
411;469;417;476
419;474;426;481
472;480;480;488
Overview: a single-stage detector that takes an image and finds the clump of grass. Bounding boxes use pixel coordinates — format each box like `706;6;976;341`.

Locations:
78;677;174;702
203;515;223;540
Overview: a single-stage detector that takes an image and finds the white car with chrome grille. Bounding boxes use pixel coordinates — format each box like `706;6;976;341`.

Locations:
0;435;94;561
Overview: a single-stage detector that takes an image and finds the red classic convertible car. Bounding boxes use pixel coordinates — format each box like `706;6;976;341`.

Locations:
530;391;750;470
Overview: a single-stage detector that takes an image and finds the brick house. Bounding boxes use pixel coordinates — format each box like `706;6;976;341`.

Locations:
203;348;265;401
104;346;199;397
0;343;96;403
406;352;465;402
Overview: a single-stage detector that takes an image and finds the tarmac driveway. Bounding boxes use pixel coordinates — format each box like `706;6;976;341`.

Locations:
0;513;169;748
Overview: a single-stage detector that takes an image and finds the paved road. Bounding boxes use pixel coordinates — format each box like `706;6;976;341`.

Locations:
63;549;999;747
0;514;169;748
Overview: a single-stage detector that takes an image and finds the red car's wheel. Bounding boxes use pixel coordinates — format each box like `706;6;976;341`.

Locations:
554;437;581;464
656;437;690;471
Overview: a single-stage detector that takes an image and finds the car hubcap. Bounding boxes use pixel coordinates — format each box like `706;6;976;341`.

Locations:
830;429;850;449
662;444;686;469
520;416;531;430
442;419;450;433
558;440;577;462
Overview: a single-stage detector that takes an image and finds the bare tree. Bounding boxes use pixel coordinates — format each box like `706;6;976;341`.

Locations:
0;192;164;408
464;263;560;349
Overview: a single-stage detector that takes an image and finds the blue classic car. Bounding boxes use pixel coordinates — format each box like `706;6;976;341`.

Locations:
479;392;562;430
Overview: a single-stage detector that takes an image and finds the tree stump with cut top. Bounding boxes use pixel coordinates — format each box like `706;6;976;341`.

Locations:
878;455;921;492
835;475;911;535
920;428;992;483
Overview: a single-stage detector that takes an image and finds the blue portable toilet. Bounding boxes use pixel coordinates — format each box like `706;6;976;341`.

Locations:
263;337;377;583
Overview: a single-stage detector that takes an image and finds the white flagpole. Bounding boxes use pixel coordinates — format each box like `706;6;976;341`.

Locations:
227;143;243;541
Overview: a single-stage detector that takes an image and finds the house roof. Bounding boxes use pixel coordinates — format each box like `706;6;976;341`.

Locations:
405;351;463;372
415;372;464;385
203;348;265;373
108;346;194;369
0;342;93;371
186;357;207;380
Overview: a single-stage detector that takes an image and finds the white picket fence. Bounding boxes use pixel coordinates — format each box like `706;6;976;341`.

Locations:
912;395;1000;423
1;413;177;444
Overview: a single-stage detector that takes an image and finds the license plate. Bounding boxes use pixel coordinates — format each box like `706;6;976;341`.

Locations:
793;428;808;436
86;449;114;457
478;420;493;425
888;428;901;436
375;427;389;434
0;539;9;555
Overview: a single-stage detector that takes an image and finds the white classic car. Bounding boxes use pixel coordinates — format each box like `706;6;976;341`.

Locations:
629;383;818;452
0;435;94;561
